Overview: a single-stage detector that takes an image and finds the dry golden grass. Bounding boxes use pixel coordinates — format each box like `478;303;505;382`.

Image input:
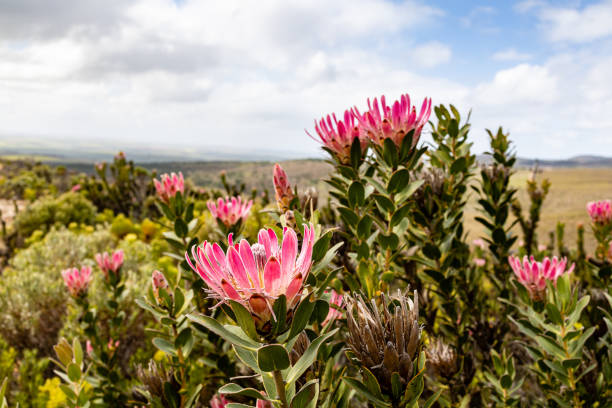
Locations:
465;167;612;253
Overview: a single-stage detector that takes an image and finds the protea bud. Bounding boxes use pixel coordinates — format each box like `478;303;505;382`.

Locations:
587;200;612;225
508;255;574;301
95;249;124;281
426;338;457;378
207;196;253;228
61;266;92;298
136;361;177;406
322;290;343;326
345;290;421;393
273;164;295;213
151;270;170;305
289;332;311;365
154;172;184;204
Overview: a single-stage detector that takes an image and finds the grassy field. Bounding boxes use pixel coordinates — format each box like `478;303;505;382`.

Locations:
465;167;612;253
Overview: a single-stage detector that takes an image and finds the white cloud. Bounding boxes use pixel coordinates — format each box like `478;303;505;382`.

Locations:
412;42;452;68
492;48;532;62
475;64;558;105
0;0;611;160
538;0;612;43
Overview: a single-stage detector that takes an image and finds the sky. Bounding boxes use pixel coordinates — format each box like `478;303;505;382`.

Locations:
1;0;612;159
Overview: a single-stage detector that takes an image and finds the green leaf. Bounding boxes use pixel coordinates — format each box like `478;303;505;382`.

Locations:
450;157;467;174
173;287;185;317
357;215;373;240
73;339;83;367
187;313;260;349
290;380;319;408
535;335;566;359
219;383;268;400
67;363;81;382
342;377;391;408
372;194;395;214
500;374;512;389
174;217;188;238
229;300;259;341
361;367;384;400
257;344;290;372
286;329;338;384
350;137;362;169
546;303;563;325
337;206;359;227
153;337;177;356
348;181;366;208
387;169;409;194
288;296;316;340
424;390;443;408
272;295;288;335
562;358;582;370
423;243;441;260
567;296;590;326
312;231;333;263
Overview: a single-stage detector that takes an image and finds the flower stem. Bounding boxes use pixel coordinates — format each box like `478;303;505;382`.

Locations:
273;370;288;408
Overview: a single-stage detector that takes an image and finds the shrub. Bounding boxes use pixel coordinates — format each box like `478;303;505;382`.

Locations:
14;192;96;240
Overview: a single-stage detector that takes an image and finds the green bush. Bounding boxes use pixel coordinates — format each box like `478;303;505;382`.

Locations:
14;192;96;239
0;228;113;354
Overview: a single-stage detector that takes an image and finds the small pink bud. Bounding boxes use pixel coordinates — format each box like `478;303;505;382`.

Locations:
86;340;93;356
273;164;295;212
154;172;185;204
474;258;486;267
207;196;252;228
152;270;170;304
61;266;92;298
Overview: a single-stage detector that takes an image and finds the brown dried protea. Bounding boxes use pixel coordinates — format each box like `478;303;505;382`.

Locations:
346;290;422;393
426;338;457;378
135;360;178;405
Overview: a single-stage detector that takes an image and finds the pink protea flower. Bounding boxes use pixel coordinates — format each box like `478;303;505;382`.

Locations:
154;172;184;204
273;164;295;213
61;266;92;298
210;394;231;408
472;239;486;250
587;200;612;225
186;224;315;330
256;398;273;408
508;255;574;301
354;93;432;148
207;196;253;228
307;109;368;165
71;184;81;192
322;290;344;326
95;249;124;280
151;270;170;304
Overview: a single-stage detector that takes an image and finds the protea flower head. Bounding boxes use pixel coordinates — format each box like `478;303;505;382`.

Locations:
426;338;457;378
354;93;432;148
508;255;574;301
61;266;92;298
207;196;253;228
95;249;124;280
346;290;421;393
273;164;295;213
154;172;184;203
186;224;315;331
151;270;170;304
307;109;368;165
322;290;343;326
587;200;612;225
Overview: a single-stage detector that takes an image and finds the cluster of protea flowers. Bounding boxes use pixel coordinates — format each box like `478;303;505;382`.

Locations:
308;92;432;164
273;164;295;213
186;224;315;331
154;172;184;204
508;255;574;301
346;290;421;393
61;266;93;298
207;196;253;229
587;200;612;225
426;338;457;378
95;249;124;281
